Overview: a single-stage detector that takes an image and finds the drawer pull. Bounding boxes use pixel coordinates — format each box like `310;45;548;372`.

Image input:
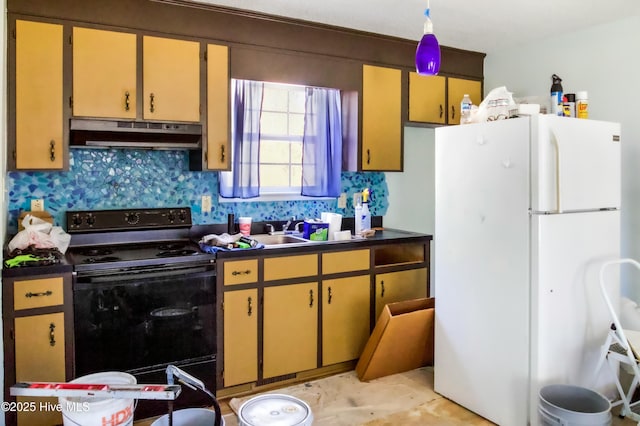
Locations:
150;93;155;113
220;145;225;162
366;149;371;165
247;296;253;316
125;91;130;111
232;270;251;276
451;105;456;120
25;290;53;298
309;289;314;308
49;322;56;347
327;286;333;304
380;281;385;298
439;104;443;118
50;140;56;162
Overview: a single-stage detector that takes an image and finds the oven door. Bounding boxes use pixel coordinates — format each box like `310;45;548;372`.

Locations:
73;262;216;419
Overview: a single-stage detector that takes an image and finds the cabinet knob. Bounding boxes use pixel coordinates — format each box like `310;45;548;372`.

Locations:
49;322;56;347
150;93;155;113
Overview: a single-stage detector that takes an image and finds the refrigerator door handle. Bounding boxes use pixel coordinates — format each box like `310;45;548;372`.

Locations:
550;130;562;213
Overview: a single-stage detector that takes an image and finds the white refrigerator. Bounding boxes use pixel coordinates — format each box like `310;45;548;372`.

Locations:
434;114;621;425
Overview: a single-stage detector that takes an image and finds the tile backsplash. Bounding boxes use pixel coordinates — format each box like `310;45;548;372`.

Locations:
6;149;388;235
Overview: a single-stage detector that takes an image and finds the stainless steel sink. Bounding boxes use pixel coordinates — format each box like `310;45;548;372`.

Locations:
250;234;308;246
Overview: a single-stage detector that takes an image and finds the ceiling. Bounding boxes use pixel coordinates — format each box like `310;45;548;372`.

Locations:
182;0;640;54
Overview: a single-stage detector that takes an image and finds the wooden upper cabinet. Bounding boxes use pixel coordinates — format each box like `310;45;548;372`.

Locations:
409;73;446;124
15;20;64;170
408;73;481;126
143;36;200;122
447;77;482;125
72;27;137;119
362;64;402;171
206;43;230;170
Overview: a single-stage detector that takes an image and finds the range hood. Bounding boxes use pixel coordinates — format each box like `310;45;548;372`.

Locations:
70;118;202;150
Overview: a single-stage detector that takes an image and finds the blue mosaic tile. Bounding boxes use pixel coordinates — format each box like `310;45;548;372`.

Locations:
6;149;388;234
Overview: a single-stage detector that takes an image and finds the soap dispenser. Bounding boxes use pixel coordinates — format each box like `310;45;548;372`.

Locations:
361;188;371;232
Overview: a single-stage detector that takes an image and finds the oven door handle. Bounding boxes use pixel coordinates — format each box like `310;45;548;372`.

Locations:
74;265;216;286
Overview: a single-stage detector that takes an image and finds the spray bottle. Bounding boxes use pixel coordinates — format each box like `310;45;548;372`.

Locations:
550;74;563;116
361;188;371;232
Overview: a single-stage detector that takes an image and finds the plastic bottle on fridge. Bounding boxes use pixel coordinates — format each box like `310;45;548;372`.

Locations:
550;74;563;116
576;91;589;119
460;94;472;124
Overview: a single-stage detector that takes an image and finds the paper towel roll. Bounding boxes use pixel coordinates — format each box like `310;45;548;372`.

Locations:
321;212;343;240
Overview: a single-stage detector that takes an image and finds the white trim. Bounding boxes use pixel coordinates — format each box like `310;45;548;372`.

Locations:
218;193;336;203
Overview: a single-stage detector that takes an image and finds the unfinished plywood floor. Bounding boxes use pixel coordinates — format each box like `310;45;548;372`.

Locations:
135;367;637;425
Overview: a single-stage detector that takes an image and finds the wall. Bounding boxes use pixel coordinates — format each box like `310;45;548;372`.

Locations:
385;126;435;293
6;149;388;235
485;15;640;298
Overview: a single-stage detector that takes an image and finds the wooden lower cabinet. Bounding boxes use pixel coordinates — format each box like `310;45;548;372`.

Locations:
375;268;428;320
15;312;66;426
322;275;370;366
223;289;258;387
263;282;318;379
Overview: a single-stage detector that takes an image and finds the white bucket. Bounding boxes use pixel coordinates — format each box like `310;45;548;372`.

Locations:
238;394;313;426
539;384;611;426
151;407;224;426
59;371;137;426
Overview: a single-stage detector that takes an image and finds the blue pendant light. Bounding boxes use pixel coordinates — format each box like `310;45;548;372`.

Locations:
415;1;441;75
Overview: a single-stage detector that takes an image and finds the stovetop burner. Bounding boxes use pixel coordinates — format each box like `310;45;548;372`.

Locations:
80;248;114;257
83;256;122;264
156;249;198;258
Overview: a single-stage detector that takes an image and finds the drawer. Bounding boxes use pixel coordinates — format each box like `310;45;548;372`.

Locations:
14;277;64;310
264;254;318;281
322;249;370;275
223;259;259;286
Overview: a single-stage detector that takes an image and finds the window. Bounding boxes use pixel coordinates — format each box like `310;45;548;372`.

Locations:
220;79;342;200
259;83;305;194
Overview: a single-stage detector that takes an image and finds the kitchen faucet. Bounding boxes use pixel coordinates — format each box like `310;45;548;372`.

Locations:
283;216;295;232
266;216;296;235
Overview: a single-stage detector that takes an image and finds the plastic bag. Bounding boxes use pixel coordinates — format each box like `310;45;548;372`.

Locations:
8;214;71;254
473;86;518;123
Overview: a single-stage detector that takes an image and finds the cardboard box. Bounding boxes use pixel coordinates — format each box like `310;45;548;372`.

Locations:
356;297;435;381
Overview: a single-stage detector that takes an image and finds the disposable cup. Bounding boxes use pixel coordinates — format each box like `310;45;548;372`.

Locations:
238;217;252;236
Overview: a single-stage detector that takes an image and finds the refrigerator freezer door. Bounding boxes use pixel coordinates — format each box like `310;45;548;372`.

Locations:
530;210;620;422
532;116;621;212
434;118;531;426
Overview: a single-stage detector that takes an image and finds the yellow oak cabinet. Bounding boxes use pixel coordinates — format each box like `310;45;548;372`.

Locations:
143;35;201;122
4;274;70;426
72;27;137;119
206;43;230;170
223;289;258;387
263;282;318;379
408;72;481;125
361;64;402;171
322;275;370;365
15;313;66;426
14;20;64;170
375;267;428;320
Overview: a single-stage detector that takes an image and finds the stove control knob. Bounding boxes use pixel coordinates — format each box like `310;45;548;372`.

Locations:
167;212;176;223
178;210;187;222
71;214;83;227
125;212;140;225
86;214;96;226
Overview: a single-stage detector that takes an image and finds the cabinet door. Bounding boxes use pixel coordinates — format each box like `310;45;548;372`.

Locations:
73;27;137;119
223;289;258;387
263;282;318;378
362;65;402;171
322;275;370;365
447;78;482;125
15;312;65;426
375;268;428;320
143;36;200;122
206;43;230;170
408;72;446;124
15;20;63;170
